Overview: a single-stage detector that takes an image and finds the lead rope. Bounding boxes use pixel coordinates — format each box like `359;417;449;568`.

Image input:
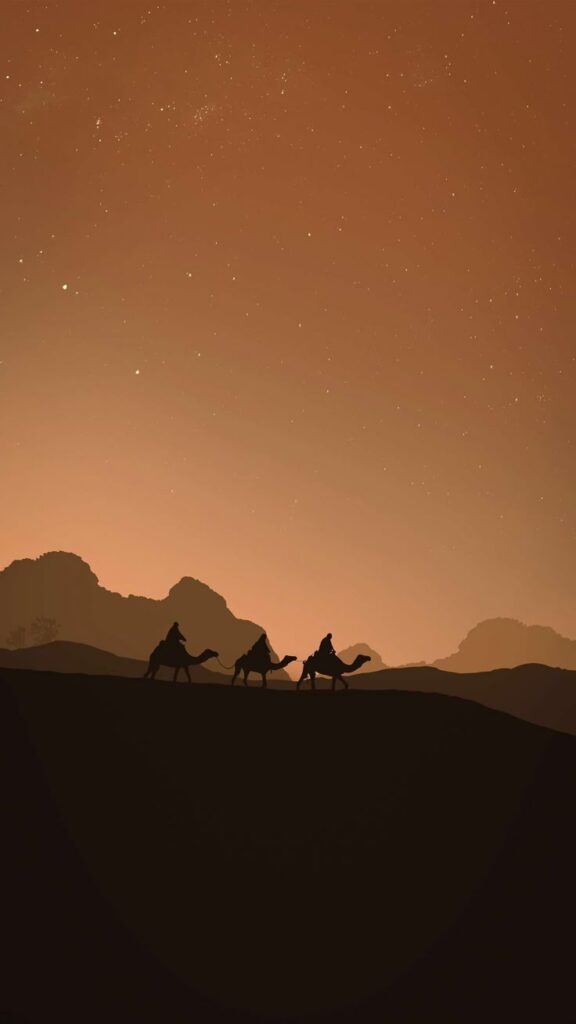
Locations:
216;658;236;671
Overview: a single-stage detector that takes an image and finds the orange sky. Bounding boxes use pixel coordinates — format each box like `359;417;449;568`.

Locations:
1;1;575;664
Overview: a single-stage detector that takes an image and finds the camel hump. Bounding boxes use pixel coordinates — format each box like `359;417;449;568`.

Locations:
313;651;339;673
159;637;188;658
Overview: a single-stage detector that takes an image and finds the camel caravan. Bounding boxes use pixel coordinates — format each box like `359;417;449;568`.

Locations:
144;624;371;690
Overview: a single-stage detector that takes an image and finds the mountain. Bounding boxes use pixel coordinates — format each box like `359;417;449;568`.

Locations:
433;617;576;672
3;670;575;1022
337;642;388;672
0;551;275;666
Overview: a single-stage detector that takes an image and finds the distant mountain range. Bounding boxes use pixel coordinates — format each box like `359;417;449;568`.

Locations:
431;618;576;672
1;552;575;677
340;620;576;674
0;551;273;666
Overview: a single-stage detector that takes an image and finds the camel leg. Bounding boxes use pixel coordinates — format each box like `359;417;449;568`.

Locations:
145;658;159;679
185;666;191;682
297;668;308;691
261;673;267;689
243;670;249;687
174;667;180;682
310;672;316;692
332;675;347;690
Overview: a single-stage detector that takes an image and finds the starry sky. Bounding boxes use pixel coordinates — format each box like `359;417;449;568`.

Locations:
1;0;574;665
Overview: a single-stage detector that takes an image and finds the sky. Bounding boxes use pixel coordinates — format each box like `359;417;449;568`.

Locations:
1;0;574;665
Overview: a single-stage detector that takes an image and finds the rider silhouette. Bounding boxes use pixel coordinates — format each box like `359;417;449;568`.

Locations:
165;621;186;646
317;633;335;658
248;633;270;658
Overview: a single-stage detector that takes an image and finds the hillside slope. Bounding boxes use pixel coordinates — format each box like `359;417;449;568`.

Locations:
358;663;576;736
0;640;226;680
1;648;574;731
3;670;575;1022
0;640;294;684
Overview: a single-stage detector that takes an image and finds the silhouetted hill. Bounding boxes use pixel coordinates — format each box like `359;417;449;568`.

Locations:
0;640;223;681
0;640;294;685
0;551;279;667
433;617;576;672
337;642;388;672
3;670;575;1023
1;643;574;731
357;663;576;736
0;640;142;676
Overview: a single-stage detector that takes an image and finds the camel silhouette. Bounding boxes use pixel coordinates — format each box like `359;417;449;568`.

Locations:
144;643;218;682
297;652;371;691
231;651;297;688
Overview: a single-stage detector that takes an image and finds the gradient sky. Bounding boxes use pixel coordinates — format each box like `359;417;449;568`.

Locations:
1;0;574;664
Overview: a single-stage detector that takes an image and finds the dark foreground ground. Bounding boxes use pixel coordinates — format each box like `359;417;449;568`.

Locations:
3;670;576;1023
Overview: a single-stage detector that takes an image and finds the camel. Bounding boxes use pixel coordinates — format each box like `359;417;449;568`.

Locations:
230;651;297;688
297;652;371;691
144;642;219;682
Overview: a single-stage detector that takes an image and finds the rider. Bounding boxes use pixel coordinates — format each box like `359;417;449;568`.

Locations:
165;621;186;647
317;633;335;658
248;633;271;659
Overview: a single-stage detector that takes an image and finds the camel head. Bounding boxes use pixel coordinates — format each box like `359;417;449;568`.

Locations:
199;648;219;661
350;654;371;672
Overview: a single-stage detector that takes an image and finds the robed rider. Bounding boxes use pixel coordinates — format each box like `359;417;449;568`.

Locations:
317;633;335;658
165;621;186;647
